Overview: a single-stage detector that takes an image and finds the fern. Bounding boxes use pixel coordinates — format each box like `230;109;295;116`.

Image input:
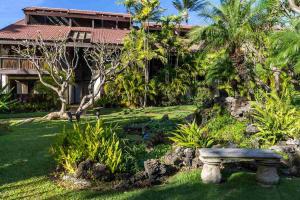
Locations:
252;84;300;147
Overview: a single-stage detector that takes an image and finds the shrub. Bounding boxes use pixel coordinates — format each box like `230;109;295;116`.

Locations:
0;85;14;111
204;114;247;146
51;120;124;174
252;85;300;147
124;143;171;173
169;121;215;148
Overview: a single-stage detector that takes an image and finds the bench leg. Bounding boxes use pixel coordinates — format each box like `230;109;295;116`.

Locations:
201;160;222;184
256;160;279;186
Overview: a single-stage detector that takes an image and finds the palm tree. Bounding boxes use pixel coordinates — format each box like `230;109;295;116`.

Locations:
270;19;300;91
189;0;280;96
172;0;206;24
122;0;163;107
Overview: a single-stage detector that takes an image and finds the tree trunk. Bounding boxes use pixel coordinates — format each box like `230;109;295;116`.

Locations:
144;63;149;107
272;67;281;94
288;0;300;13
44;91;68;120
60;101;67;114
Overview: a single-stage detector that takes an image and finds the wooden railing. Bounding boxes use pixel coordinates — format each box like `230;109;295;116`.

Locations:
0;56;42;71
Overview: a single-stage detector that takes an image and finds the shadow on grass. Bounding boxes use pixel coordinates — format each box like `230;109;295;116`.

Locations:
0;120;69;186
67;172;300;200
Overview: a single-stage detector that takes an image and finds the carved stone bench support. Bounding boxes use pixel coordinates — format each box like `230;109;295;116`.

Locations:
256;159;280;185
201;159;222;184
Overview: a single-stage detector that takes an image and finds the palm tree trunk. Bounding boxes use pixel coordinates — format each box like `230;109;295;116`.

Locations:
143;20;150;107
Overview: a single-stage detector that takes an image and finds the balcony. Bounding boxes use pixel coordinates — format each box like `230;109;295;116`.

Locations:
0;56;41;75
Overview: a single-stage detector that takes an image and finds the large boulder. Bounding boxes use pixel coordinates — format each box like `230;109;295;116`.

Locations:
225;97;251;120
163;147;203;169
75;159;93;179
183;148;195;167
91;163;112;181
270;142;300;176
144;159;174;183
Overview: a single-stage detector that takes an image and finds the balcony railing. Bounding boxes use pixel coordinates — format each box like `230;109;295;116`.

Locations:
0;56;42;71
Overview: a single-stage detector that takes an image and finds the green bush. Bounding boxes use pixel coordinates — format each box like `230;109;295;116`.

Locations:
0;85;14;111
169;121;215;148
51;120;124;174
124;143;171;173
7;101;58;113
204;114;247;146
252;85;300;147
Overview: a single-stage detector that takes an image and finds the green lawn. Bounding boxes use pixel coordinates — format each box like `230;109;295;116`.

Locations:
1;105;300;200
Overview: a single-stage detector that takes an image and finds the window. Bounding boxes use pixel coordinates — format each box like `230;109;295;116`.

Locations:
69;31;92;42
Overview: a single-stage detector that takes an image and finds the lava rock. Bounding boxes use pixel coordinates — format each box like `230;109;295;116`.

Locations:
114;180;131;191
270;144;300;176
185;113;196;124
246;124;259;134
161;114;169;121
144;159;173;184
76;159;93;179
225;97;251;120
183;148;195;166
163;152;182;166
92;163;112;181
62;175;91;188
192;157;203;168
286;139;300;146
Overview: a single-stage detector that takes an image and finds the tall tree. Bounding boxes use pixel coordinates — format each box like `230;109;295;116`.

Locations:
172;0;206;24
189;0;281;97
122;0;163;106
15;36;79;120
76;43;124;114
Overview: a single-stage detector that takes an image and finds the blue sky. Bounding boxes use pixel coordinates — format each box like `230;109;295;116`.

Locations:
0;0;218;29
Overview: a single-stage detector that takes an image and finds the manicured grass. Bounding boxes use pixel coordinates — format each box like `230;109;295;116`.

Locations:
1;105;300;199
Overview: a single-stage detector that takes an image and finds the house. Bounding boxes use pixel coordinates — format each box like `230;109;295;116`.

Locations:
0;7;192;105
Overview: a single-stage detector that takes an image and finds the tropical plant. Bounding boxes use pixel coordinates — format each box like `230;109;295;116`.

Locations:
270;19;300;75
122;0;164;107
252;83;300;147
169;121;215;148
172;0;206;23
204;114;247;146
51;120;124;174
189;0;281;96
117;29;165;107
107;68;157;107
0;85;14;111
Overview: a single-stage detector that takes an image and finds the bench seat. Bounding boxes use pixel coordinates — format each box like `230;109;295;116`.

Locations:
200;148;281;160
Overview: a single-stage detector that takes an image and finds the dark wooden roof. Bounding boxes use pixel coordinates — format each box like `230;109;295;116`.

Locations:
23;7;131;21
0;19;130;44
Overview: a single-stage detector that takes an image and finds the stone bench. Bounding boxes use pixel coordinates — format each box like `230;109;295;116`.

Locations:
199;148;282;186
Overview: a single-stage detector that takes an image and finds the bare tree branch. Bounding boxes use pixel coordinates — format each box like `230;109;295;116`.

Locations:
288;0;300;13
14;34;80;119
76;41;125;114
